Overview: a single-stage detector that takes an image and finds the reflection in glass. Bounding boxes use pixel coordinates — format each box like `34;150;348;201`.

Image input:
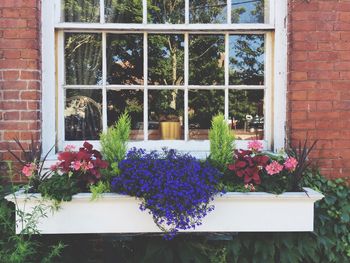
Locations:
229;35;264;85
64;0;100;22
189;35;225;85
65;33;102;85
105;0;142;23
232;0;265;23
148;0;185;24
107;34;143;85
148;34;184;85
229;89;264;140
107;89;144;140
189;0;226;23
148;90;184;140
65;89;102;140
188;89;224;140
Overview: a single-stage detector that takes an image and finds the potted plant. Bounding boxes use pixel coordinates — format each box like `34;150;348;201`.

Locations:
159;108;182;140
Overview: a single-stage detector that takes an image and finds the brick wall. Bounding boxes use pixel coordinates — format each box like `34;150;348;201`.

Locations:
288;0;350;179
0;0;41;180
1;0;350;180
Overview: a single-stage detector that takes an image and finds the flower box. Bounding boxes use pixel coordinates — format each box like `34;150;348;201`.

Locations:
6;188;323;234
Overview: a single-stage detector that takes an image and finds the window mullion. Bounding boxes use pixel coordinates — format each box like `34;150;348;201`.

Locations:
102;32;107;132
57;31;65;150
143;32;148;141
100;0;105;23
185;0;189;24
227;0;231;24
225;32;229;121
143;0;147;24
184;33;189;141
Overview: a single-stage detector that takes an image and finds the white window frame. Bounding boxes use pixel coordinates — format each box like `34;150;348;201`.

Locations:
42;0;287;159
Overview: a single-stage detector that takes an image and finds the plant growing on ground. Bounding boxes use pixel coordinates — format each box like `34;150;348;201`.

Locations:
100;111;131;175
0;162;65;263
209;114;235;169
111;148;223;239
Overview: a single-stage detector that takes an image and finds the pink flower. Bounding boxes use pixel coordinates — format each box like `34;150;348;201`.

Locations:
248;140;263;152
72;161;82;171
284;157;298;171
244;183;256;192
22;163;37;177
64;145;76;152
265;161;284;175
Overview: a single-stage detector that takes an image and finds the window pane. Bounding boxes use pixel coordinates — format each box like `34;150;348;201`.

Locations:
189;0;226;24
229;34;265;85
189;89;224;140
107;89;144;140
64;0;100;22
148;89;184;140
189;35;225;85
148;34;184;85
65;89;102;140
231;0;265;23
148;0;185;24
105;0;142;23
107;34;143;85
65;33;102;85
229;89;264;140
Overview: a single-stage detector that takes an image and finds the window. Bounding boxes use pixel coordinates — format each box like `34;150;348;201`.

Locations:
42;0;287;157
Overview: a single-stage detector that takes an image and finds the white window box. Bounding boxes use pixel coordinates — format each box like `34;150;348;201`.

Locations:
6;188;323;234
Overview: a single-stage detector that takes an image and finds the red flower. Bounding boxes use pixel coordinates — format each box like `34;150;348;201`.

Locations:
228;150;270;185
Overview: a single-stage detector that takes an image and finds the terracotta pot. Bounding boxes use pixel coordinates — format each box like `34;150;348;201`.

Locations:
160;121;181;140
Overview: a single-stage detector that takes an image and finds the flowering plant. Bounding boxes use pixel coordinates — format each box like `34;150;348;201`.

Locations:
51;142;108;189
227;140;300;194
111;148;223;239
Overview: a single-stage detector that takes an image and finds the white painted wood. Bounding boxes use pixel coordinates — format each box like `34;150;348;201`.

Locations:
41;0;57;157
143;32;148;140
102;32;107;132
100;0;105;23
57;31;65;151
273;0;287;151
6;188;323;234
55;23;275;31
227;0;232;24
184;33;189;141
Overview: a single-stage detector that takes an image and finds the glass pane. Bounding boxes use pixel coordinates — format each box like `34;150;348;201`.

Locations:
229;89;264;140
189;35;225;85
148;34;184;85
107;89;144;140
148;0;185;24
65;33;102;85
189;89;224;140
105;0;142;23
189;0;226;24
229;34;265;85
232;0;265;23
148;89;184;140
65;89;102;140
64;0;100;22
107;34;144;85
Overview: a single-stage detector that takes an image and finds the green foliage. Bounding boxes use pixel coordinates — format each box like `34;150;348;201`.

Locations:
90;181;110;201
100;111;131;175
0;181;65;263
209;114;235;169
38;172;79;203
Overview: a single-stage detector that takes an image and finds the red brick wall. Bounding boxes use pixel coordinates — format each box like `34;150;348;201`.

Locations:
1;0;349;180
288;0;350;179
0;0;41;179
